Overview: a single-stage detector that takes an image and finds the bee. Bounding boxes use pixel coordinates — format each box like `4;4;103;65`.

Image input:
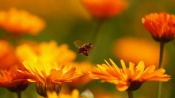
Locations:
74;40;93;56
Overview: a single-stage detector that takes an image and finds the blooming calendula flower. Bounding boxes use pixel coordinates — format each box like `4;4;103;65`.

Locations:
142;12;175;42
15;41;76;64
47;89;79;98
113;37;168;67
82;0;127;19
0;8;45;36
20;59;82;97
90;59;170;91
0;66;29;92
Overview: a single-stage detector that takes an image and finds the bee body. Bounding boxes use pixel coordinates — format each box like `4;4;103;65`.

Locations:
74;40;93;56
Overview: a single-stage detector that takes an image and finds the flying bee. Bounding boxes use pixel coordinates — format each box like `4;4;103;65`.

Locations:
74;40;93;56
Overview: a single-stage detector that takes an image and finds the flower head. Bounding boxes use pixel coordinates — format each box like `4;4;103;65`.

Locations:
82;0;127;19
20;59;82;97
90;59;170;91
0;66;29;92
0;8;45;36
47;89;79;98
15;41;76;64
113;37;168;67
68;61;93;88
142;12;175;42
0;40;21;69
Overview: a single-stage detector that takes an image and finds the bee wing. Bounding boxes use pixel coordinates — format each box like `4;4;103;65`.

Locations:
74;40;84;48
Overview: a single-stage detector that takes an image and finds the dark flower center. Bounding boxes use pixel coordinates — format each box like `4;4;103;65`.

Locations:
36;82;61;97
126;81;143;91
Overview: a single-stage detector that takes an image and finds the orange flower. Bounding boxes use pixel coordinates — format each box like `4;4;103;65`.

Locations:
82;0;127;19
142;12;175;42
47;89;79;98
68;61;93;88
0;40;21;69
0;8;45;36
113;37;168;67
90;59;170;91
15;41;76;64
20;59;82;97
0;66;29;92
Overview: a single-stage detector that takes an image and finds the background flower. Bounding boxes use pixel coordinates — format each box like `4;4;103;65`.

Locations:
47;89;79;98
0;40;21;69
15;41;76;64
113;37;168;67
66;61;94;88
0;8;45;36
82;0;127;19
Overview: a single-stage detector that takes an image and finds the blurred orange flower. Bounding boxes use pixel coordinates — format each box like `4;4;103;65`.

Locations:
0;66;29;92
68;61;93;88
142;12;175;42
90;59;170;91
0;40;21;69
15;41;76;64
20;59;82;97
47;89;79;98
0;8;45;36
113;37;168;67
82;0;127;19
93;88;122;98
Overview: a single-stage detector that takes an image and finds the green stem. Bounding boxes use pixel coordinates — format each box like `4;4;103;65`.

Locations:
156;42;164;98
158;42;164;68
16;92;21;98
91;20;104;44
127;91;134;98
88;20;104;62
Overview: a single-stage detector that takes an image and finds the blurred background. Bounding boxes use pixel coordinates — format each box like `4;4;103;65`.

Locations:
0;0;175;98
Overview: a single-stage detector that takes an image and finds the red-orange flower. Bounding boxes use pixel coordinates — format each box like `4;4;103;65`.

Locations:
0;40;21;69
0;66;29;92
90;59;170;91
82;0;127;19
142;12;175;42
0;8;45;36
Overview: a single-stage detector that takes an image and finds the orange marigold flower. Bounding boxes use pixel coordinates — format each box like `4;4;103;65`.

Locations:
82;0;127;19
20;59;82;97
0;40;21;69
0;8;45;36
47;89;79;98
0;66;29;92
113;37;168;67
142;12;175;42
15;41;76;64
90;59;170;91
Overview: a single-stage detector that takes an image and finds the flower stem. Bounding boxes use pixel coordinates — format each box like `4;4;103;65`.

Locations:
156;42;164;98
158;42;164;68
91;20;104;44
16;92;21;98
127;91;134;98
